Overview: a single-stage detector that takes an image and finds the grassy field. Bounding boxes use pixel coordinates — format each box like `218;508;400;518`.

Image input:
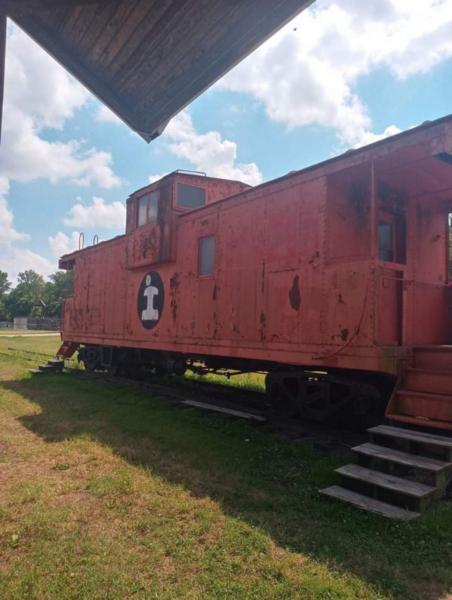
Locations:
1;340;452;599
0;330;59;336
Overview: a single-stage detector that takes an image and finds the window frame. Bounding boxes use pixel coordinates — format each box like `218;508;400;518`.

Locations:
199;236;215;278
377;210;407;265
177;183;207;210
378;218;395;263
137;190;159;228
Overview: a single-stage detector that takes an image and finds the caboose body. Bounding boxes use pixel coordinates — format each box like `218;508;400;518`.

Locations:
58;115;452;428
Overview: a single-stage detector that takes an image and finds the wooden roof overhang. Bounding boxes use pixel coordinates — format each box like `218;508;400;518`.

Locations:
0;0;314;142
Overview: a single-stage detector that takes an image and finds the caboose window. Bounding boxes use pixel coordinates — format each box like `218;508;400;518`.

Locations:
178;183;206;209
199;237;215;276
137;191;159;227
378;221;394;262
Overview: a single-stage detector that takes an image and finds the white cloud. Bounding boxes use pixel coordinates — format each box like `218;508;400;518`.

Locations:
0;176;29;244
353;125;403;148
218;0;452;146
95;104;124;126
0;25;127;284
0;25;122;189
0;247;56;284
0;177;55;283
63;196;126;229
150;112;262;186
48;231;80;257
148;173;168;184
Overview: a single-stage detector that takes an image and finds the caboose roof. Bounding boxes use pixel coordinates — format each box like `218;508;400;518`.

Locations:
1;0;313;142
128;171;252;202
174;112;452;219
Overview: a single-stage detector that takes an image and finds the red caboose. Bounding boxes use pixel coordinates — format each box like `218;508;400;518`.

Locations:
58;115;452;429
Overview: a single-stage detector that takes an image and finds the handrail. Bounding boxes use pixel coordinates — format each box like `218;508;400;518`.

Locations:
78;232;84;250
380;275;450;289
175;169;206;177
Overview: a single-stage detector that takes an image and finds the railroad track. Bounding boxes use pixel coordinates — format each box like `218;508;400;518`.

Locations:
68;368;364;451
4;347;365;452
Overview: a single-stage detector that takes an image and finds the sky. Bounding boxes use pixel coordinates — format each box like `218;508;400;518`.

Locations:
1;0;452;284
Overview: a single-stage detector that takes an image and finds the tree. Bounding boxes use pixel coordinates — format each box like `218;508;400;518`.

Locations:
6;270;45;318
0;271;12;321
43;271;74;317
0;271;11;296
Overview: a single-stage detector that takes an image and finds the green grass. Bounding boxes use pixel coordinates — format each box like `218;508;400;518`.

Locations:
0;330;59;336
0;335;80;369
1;346;452;599
0;334;61;355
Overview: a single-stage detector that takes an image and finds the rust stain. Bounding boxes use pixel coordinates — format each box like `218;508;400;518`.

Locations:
213;284;217;301
170;272;180;289
308;251;320;269
171;300;178;321
341;328;349;342
289;275;301;311
260;311;267;341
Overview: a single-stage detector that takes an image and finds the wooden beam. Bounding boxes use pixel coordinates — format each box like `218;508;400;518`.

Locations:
0;12;6;145
5;0;114;17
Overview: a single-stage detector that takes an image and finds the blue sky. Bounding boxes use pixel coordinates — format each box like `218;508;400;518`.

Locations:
1;0;452;283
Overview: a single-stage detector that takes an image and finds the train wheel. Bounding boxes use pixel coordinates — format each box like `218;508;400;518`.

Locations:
265;371;299;418
107;364;121;376
82;346;100;372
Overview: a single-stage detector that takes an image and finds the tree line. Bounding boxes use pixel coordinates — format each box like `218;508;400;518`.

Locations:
0;270;74;322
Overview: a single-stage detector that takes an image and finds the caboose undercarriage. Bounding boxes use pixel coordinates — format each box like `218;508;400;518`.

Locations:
76;343;395;428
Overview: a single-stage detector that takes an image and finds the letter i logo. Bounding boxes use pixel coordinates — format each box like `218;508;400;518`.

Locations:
137;271;164;330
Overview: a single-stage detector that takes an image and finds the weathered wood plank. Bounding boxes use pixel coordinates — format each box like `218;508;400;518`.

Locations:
92;0;163;73
56;5;94;43
69;1;125;59
182;399;266;421
336;464;436;497
116;0;226;93
87;0;141;64
5;0;114;15
109;0;193;82
320;486;420;520
15;15;139;128
353;443;451;472
134;0;313;128
369;425;452;449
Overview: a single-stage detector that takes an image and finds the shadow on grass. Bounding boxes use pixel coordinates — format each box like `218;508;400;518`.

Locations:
6;373;452;600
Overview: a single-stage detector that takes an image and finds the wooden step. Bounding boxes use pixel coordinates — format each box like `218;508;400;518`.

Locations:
336;464;437;512
369;424;452;461
320;485;420;520
38;364;57;372
387;413;452;432
395;390;452;422
404;367;452;396
47;359;64;371
29;369;44;375
414;346;452;371
353;443;452;487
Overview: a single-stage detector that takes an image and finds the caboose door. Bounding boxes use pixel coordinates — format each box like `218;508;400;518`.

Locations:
378;267;403;345
376;213;404;345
